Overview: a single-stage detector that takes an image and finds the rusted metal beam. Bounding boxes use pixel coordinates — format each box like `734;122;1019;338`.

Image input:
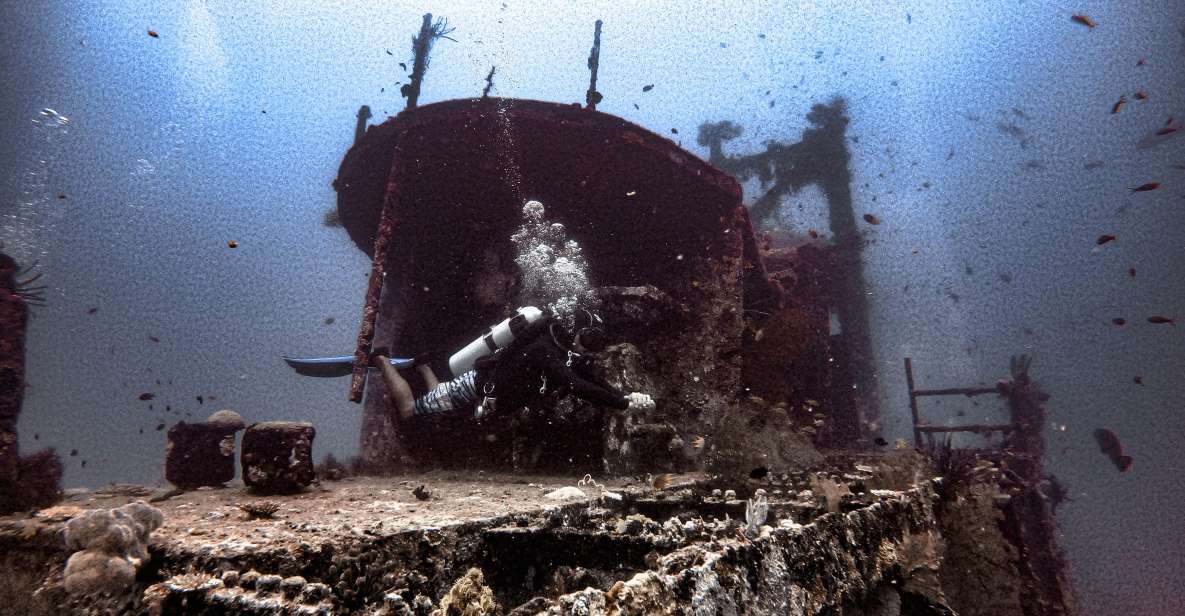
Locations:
912;386;1000;397
905;357;922;446
918;424;1015;434
348;140;405;403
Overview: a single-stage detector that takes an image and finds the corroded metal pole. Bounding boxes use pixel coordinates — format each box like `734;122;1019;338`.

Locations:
404;13;434;109
585;20;603;109
349;141;404;403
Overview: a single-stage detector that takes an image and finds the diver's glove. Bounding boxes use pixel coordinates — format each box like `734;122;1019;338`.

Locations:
626;392;655;411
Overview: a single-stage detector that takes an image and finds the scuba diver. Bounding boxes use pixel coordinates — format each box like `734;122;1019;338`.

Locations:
371;307;655;423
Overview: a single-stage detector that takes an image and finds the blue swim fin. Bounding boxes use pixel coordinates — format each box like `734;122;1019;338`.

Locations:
282;355;417;378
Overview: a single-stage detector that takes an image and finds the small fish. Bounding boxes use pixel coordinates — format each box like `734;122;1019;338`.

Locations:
1112;318;1126;325
57;193;67;199
1133;91;1148;101
399;62;407;71
155;423;165;431
1136;58;1147;66
70;449;78;456
196;395;204;404
804;399;820;408
1128;267;1137;277
139;393;155;401
385;49;392;55
863;213;881;225
87;307;98;314
633;103;639;110
147;30;159;38
749;466;769;480
1156;127;1178;136
1097;234;1116;245
412;485;431;500
1093;428;1132;472
873;437;888;447
690;436;705;449
324;317;335;325
642;84;654;92
1111;96;1127;114
227;240;239;248
808;229;819;239
753;328;764;342
1129;182;1160;192
893;438;909;450
1133;376;1143;385
1071;14;1096;28
148;335;160;343
81;460;87;468
651;473;674;490
670;128;678;134
1147;316;1175;325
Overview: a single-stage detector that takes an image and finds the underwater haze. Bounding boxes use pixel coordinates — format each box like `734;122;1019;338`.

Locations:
2;1;1183;614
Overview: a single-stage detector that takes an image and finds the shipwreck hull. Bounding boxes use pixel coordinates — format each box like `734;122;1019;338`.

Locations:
336;98;785;474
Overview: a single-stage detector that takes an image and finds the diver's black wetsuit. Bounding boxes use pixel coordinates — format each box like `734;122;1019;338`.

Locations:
486;324;629;411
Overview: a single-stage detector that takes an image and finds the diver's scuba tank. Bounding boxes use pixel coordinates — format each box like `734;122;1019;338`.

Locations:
448;306;547;377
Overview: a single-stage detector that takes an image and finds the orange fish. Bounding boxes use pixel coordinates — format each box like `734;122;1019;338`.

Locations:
1147;316;1175;325
1129;182;1160;192
1097;234;1116;245
1133;91;1148;101
1071;14;1096;28
147;30;159;38
808;229;819;239
863;213;881;225
1111;96;1127;114
651;473;674;490
227;239;239;248
1111;318;1126;326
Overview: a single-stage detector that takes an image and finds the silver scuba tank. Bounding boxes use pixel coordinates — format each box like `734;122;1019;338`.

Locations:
448;306;546;377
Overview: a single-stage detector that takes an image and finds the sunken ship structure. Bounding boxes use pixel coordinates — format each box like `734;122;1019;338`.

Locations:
0;15;1075;616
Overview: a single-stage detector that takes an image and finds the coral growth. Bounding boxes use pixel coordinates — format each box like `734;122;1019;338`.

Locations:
431;568;502;616
62;501;163;596
238;501;281;519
